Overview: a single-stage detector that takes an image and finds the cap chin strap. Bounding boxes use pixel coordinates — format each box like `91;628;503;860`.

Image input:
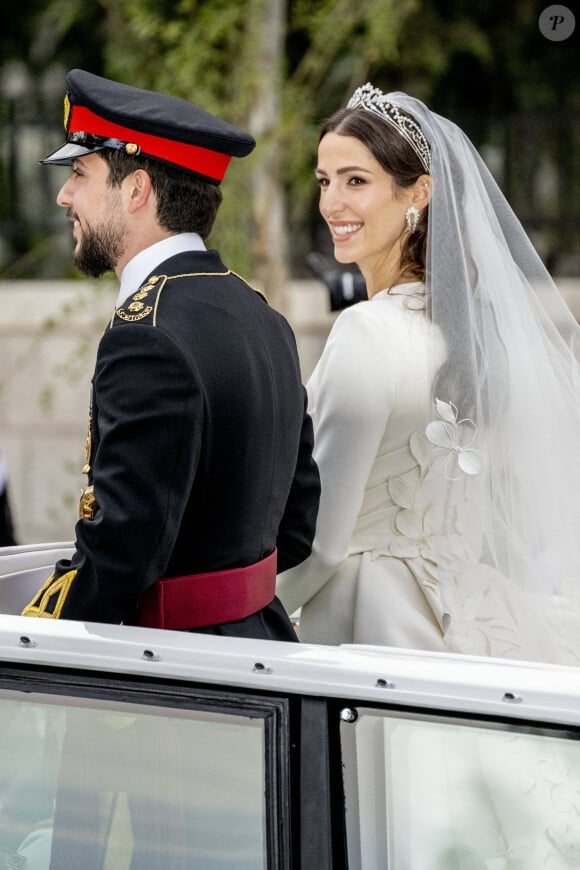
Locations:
68;131;142;156
39;134;142;166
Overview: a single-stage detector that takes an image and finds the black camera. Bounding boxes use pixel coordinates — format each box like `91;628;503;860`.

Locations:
306;253;367;311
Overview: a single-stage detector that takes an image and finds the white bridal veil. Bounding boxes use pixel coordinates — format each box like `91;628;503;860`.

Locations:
390;92;580;664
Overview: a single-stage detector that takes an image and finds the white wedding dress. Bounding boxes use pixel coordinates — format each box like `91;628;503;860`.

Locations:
278;281;449;648
277;282;580;664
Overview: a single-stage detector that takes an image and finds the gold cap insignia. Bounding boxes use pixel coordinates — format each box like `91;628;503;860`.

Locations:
64;94;71;130
125;143;139;155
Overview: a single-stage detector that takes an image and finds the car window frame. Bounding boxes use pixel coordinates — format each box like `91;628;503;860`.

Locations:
0;662;294;870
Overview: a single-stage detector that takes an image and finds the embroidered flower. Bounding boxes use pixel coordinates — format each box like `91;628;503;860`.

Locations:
426;399;486;480
537;756;580;815
546;825;580;866
383;472;465;584
441;565;521;658
374;470;435;566
472;833;534;869
389;502;439;563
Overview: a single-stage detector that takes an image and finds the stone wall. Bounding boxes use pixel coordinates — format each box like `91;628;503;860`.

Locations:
1;277;579;545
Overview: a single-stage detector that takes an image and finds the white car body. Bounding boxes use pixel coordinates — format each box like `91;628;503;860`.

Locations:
1;543;579;869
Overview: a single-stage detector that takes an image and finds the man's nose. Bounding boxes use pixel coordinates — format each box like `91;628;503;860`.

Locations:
56;177;73;208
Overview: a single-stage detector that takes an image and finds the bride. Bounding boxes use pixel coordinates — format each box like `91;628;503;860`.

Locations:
277;83;580;665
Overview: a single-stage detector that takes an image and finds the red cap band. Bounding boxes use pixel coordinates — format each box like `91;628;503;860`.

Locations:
69;105;231;181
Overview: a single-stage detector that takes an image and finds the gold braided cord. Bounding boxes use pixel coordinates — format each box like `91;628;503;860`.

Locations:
21;570;77;619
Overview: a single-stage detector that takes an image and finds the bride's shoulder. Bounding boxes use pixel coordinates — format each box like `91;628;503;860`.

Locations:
333;284;425;338
331;300;389;345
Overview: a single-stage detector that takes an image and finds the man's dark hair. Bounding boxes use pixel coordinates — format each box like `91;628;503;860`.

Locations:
100;150;223;240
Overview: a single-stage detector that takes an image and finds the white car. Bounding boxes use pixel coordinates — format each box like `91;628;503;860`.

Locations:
1;543;579;869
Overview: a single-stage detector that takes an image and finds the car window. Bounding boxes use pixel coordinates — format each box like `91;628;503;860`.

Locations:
0;681;282;870
341;706;580;869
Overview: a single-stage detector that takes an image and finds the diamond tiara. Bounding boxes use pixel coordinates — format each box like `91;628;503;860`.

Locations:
346;83;431;174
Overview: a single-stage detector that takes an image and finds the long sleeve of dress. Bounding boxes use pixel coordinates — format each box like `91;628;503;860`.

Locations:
276;301;397;616
276;387;320;574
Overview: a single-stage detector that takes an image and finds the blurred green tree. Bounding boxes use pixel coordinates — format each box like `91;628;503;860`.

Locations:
94;0;417;307
1;0;578;288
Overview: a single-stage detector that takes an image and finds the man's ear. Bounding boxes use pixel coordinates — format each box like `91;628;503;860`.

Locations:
412;174;432;209
125;169;153;213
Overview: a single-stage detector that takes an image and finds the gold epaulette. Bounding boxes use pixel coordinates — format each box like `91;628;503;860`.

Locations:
112;274;168;327
111;267;268;330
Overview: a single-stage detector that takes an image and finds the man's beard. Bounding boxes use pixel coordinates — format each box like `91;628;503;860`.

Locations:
72;221;125;278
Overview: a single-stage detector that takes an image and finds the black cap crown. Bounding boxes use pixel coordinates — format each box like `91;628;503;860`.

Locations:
41;69;255;184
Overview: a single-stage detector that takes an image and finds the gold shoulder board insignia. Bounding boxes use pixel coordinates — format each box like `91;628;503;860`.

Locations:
116;278;158;322
114;275;166;325
116;306;154;322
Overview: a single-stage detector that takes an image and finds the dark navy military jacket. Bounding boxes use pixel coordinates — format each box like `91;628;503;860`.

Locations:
24;251;320;638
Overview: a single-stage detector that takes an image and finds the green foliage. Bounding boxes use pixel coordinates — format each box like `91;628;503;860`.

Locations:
78;0;417;274
100;0;251;116
283;0;418;266
2;0;578;278
95;0;268;274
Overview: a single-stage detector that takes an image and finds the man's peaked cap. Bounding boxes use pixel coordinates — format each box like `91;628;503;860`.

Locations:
40;69;255;184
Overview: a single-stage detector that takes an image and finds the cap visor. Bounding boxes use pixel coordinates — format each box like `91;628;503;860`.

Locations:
40;142;104;165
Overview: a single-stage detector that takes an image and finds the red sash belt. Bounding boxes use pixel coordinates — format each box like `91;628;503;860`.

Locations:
136;549;277;630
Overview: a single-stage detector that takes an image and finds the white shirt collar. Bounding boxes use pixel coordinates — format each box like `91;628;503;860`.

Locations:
116;233;206;308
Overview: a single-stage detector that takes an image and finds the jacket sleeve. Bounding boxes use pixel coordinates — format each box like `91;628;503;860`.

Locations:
22;324;202;624
276;304;396;615
276;387;320;574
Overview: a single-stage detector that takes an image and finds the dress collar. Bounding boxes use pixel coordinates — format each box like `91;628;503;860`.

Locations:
373;281;426;310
